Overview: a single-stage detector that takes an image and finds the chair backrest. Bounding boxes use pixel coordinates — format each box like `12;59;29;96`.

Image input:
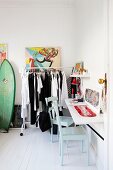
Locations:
53;101;63;137
45;97;58;119
45;96;58;106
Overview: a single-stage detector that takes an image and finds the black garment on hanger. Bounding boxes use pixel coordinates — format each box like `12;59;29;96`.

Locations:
57;71;63;102
28;73;36;125
40;71;51;104
59;71;63;91
35;74;39;109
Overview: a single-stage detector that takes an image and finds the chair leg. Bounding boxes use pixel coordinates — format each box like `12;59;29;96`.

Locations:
51;125;53;142
59;138;61;156
86;138;89;166
57;129;59;141
60;140;64;166
81;140;84;152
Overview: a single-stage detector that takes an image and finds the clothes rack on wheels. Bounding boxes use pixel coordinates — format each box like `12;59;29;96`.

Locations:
20;66;72;136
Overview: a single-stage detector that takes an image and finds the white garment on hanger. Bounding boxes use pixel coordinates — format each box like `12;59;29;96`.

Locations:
51;73;58;97
37;75;43;115
57;73;61;105
61;71;68;108
34;73;36;111
37;75;43;94
21;72;30;118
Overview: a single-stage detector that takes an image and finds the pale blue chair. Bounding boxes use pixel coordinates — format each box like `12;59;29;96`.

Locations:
45;97;74;142
53;101;89;166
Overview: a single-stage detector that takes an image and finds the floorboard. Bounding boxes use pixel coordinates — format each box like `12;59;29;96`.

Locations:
0;127;97;170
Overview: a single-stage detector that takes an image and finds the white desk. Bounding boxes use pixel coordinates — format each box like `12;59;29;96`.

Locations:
65;99;104;139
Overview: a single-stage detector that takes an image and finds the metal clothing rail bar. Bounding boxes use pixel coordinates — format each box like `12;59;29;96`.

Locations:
25;66;73;69
19;66;73;73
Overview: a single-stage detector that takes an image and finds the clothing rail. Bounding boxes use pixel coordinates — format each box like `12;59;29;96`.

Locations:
20;66;70;136
19;66;73;74
26;66;73;69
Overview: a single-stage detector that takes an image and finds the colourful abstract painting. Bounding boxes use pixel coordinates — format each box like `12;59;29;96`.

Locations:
25;47;61;70
0;44;7;64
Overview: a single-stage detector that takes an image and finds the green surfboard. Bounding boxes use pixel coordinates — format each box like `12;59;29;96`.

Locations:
0;59;16;131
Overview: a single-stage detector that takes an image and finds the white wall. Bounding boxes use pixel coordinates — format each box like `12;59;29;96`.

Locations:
0;0;105;103
73;0;106;94
0;1;78;104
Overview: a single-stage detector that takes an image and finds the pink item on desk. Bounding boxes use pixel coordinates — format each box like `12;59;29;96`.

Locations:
74;105;96;117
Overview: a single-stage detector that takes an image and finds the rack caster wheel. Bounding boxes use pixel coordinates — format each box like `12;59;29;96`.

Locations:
20;133;23;136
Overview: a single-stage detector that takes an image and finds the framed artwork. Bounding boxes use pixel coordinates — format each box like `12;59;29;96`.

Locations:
72;61;84;75
75;62;84;72
85;88;99;107
0;44;7;64
25;47;61;70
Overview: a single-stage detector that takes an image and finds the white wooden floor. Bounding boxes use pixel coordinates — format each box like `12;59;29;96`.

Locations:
0;127;97;170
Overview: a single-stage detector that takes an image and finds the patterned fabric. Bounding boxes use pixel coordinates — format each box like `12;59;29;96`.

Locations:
67;77;81;98
66;77;71;98
74;105;96;117
85;89;99;107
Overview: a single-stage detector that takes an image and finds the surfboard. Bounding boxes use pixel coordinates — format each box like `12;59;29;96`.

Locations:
0;59;16;131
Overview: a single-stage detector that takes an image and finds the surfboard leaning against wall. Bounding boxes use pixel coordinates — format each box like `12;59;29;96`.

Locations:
0;59;16;132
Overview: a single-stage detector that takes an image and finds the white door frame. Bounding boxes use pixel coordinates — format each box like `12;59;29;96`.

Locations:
104;0;113;169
